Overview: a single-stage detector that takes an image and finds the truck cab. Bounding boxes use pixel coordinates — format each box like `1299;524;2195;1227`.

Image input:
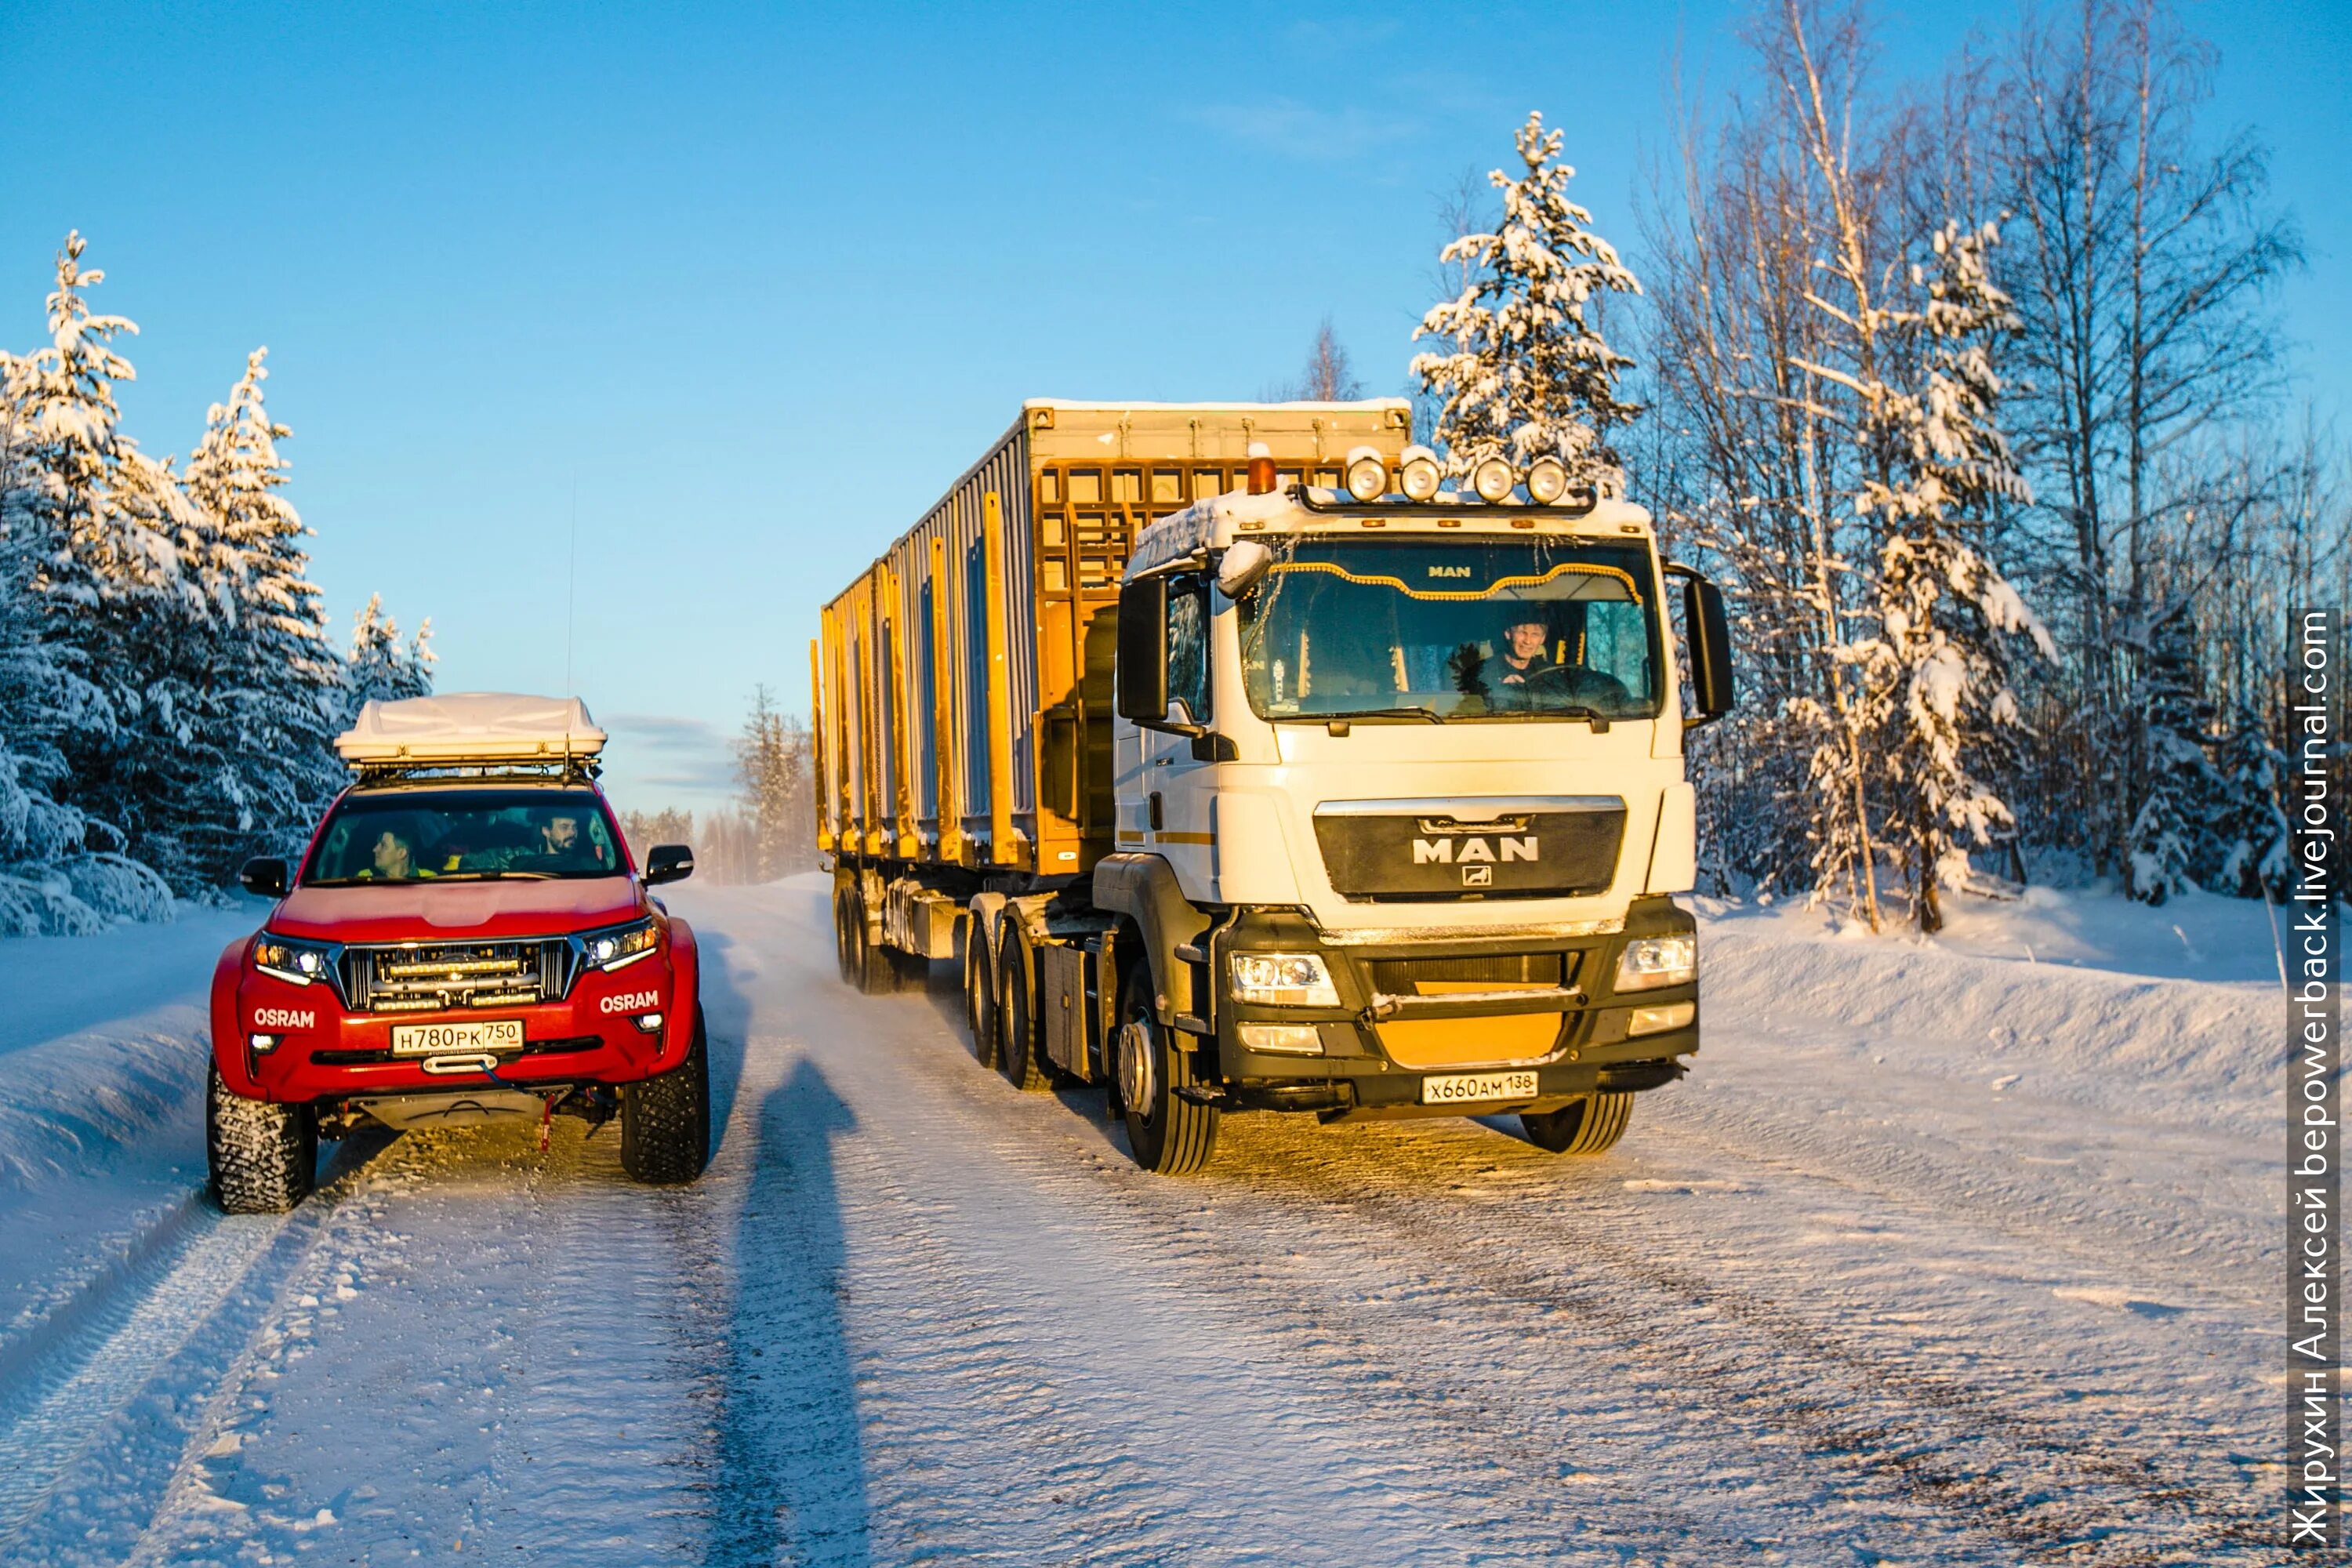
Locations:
1092;451;1733;1169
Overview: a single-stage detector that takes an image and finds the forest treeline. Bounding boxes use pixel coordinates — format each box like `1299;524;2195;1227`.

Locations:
1399;0;2336;927
0;236;434;934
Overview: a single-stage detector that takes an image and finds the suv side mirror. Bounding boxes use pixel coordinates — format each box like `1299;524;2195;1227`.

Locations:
1115;575;1169;724
1682;574;1736;724
644;844;695;885
239;856;290;898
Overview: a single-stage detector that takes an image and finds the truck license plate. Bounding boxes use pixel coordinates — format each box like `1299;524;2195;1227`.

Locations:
390;1018;525;1056
1421;1069;1538;1105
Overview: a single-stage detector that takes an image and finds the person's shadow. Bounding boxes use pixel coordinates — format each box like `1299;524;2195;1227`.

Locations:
707;1055;869;1566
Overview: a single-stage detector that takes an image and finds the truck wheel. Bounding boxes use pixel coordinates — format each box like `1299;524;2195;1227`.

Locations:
622;1011;711;1183
1520;1091;1634;1156
849;890;898;996
964;920;999;1068
208;1061;317;1214
1115;971;1218;1175
833;889;858;984
996;929;1049;1091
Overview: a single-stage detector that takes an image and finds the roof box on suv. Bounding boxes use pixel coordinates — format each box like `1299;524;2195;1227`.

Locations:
335;692;608;768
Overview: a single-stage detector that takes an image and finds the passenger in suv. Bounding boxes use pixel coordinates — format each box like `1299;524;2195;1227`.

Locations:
207;694;708;1212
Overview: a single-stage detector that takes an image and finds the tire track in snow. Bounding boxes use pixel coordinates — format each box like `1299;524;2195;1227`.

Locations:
780;956;1779;1563
766;882;2267;1565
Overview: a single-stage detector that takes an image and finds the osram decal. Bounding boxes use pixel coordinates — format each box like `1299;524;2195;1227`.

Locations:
599;990;662;1014
252;1008;315;1029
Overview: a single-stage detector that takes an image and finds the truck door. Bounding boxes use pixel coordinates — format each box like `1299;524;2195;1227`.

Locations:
1146;572;1218;895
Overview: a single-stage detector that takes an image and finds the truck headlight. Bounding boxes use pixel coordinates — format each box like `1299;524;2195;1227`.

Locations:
1613;935;1696;992
254;934;335;986
1229;952;1339;1007
581;917;659;972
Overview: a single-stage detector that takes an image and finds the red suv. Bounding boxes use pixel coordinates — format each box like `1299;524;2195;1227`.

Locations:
206;695;707;1211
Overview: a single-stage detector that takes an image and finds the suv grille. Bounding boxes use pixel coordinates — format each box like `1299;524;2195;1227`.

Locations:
339;939;575;1014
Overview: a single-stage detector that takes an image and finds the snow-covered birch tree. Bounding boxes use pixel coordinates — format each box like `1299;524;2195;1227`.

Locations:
1411;111;1644;493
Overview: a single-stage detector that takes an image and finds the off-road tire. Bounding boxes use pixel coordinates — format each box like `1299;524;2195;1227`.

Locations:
1520;1091;1635;1156
891;947;931;989
849;889;898;996
996;928;1050;1091
1116;967;1219;1174
621;1012;711;1183
208;1062;318;1214
964;919;1000;1069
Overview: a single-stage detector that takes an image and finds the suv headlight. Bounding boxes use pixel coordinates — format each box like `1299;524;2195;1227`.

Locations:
1229;952;1340;1007
254;934;336;986
580;917;659;973
1613;934;1696;992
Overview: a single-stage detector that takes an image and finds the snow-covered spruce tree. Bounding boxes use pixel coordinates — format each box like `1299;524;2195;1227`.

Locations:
169;349;346;881
2122;605;2222;905
2212;706;2291;900
1410;111;1643;493
1838;220;2051;932
341;593;436;719
0;343;172;932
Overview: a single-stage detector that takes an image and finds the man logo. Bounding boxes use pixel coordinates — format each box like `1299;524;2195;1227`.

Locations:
1427;565;1472;579
1412;837;1539;864
1461;864;1494;887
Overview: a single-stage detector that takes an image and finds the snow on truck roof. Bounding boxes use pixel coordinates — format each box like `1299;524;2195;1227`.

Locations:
334;693;607;768
1022;397;1411;414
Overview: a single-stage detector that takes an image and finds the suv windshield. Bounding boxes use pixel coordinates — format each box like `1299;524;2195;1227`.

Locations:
1236;536;1661;721
303;788;624;885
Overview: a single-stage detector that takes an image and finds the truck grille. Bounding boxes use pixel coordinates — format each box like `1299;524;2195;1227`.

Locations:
1366;952;1573;994
339;939;575;1014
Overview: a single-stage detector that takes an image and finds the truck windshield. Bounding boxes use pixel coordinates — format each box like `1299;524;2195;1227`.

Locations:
1236;535;1662;722
303;788;625;885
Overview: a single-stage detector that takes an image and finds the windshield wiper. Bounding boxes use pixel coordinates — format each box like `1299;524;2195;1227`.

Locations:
1303;706;1449;724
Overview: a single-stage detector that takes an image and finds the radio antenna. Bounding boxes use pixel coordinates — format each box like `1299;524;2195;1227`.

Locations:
564;472;579;697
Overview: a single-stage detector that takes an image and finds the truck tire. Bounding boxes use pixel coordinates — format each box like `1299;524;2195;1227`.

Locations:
208;1061;318;1214
848;888;898;996
622;1011;711;1183
995;928;1049;1091
833;889;858;985
1115;969;1218;1175
1520;1091;1634;1156
964;920;999;1068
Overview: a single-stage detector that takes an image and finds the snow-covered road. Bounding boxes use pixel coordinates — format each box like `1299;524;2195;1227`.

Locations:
0;878;2283;1565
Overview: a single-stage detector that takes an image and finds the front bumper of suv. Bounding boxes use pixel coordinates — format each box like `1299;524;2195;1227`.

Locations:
209;924;700;1103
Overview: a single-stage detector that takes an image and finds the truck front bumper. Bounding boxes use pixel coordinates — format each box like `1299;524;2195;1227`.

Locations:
1198;895;1698;1116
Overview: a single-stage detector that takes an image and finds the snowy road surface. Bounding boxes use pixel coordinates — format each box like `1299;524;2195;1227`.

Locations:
0;877;2283;1564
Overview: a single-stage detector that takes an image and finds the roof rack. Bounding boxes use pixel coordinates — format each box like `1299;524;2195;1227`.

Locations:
335;693;608;777
349;758;602;787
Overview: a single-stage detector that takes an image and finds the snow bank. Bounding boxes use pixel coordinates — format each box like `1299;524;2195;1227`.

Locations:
1698;886;2279;1141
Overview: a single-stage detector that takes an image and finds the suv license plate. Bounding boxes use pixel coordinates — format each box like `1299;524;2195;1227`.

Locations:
391;1018;526;1056
1421;1069;1539;1105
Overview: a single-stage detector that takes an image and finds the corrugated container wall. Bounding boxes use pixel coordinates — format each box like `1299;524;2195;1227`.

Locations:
815;400;1412;877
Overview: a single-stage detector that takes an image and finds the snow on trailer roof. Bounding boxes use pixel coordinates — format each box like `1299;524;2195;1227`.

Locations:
334;693;607;768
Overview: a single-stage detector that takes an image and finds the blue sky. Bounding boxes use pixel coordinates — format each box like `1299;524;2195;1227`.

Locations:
2;1;2343;815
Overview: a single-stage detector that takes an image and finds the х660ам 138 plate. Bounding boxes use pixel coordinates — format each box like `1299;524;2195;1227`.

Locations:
1421;1070;1539;1105
390;1018;525;1056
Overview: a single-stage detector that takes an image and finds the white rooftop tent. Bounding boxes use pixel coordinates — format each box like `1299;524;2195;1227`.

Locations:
334;693;607;768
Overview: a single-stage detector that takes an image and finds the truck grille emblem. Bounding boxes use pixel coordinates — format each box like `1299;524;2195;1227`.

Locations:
1461;864;1494;887
1411;836;1539;864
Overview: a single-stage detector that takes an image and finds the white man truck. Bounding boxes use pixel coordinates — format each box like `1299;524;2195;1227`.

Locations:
815;399;1734;1173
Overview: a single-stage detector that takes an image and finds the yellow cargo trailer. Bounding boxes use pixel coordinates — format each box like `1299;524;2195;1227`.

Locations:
815;400;1412;884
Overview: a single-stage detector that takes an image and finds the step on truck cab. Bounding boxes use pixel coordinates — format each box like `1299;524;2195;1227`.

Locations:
207;693;710;1211
816;402;1733;1172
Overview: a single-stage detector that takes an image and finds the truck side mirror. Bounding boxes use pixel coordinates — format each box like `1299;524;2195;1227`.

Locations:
239;856;290;898
644;844;695;885
1682;575;1736;724
1116;575;1169;724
